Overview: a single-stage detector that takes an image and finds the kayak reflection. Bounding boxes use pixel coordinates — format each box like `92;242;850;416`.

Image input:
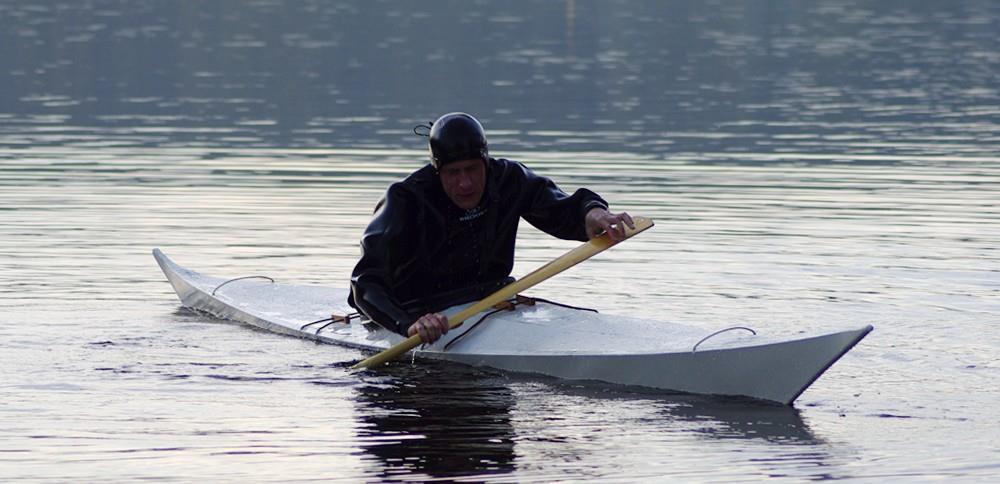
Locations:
661;396;821;444
545;382;822;444
354;363;516;479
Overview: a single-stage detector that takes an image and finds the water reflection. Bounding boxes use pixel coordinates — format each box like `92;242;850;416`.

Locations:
2;1;996;154
353;365;827;480
354;365;516;479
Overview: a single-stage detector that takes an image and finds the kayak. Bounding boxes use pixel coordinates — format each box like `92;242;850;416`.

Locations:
154;249;872;405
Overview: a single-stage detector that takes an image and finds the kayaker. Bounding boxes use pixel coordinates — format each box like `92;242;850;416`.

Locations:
348;112;633;343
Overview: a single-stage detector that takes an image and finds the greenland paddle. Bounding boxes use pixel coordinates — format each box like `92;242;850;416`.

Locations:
351;216;654;369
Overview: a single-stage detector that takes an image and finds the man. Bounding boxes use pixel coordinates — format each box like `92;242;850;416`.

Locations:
348;112;633;344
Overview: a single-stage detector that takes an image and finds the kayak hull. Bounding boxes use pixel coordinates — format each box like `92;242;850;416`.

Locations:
154;249;871;405
442;328;867;405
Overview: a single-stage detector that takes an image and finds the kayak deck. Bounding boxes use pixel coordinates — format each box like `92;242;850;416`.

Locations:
154;248;872;405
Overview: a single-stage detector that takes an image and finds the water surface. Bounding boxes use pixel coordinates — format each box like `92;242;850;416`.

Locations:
1;1;998;481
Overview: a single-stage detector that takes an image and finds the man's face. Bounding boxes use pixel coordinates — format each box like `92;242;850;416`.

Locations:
439;158;486;210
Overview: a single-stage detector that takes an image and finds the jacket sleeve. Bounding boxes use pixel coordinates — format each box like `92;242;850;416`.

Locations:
348;184;418;335
514;161;608;241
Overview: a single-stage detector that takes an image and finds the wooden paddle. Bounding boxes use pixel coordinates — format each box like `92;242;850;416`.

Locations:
351;215;654;369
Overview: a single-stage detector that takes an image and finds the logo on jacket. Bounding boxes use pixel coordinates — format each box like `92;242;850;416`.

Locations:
459;205;486;222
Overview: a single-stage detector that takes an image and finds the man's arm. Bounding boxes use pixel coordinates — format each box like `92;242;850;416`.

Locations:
511;160;632;241
348;186;418;335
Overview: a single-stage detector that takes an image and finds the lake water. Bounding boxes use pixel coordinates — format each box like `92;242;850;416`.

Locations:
1;1;998;481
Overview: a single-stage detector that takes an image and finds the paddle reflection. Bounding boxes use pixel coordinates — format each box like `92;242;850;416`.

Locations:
354;363;516;479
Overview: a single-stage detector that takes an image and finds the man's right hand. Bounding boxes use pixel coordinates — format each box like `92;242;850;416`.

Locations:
407;312;450;343
585;207;635;242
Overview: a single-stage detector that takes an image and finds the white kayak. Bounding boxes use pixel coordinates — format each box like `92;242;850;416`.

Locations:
154;249;872;405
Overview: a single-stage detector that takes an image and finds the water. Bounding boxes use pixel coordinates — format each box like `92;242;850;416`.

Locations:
1;1;998;481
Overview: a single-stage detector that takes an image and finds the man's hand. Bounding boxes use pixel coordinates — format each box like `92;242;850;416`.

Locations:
407;312;450;343
585;207;635;242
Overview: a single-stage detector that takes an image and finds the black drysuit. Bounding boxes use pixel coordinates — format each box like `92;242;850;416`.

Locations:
348;157;608;335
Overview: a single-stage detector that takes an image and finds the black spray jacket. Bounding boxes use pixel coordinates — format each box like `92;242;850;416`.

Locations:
348;157;608;335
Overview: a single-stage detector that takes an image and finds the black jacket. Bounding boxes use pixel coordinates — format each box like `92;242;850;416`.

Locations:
348;157;608;335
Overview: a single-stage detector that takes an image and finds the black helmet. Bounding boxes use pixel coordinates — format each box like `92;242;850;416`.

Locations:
428;112;488;170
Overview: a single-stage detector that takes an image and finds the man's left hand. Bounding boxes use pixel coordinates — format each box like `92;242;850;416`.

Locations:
585;207;635;242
